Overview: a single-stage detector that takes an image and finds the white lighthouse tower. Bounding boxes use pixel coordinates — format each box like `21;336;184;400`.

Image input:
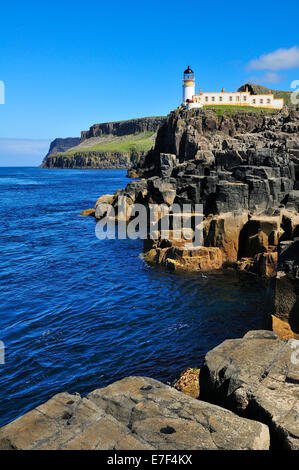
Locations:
182;66;195;105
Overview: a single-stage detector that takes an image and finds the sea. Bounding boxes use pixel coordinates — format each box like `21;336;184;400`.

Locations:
0;167;268;427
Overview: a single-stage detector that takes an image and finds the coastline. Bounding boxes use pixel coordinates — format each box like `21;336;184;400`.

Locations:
2;105;298;450
0;330;297;450
87;105;299;341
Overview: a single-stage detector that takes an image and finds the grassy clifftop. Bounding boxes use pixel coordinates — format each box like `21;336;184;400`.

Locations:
41;115;166;169
202;104;279;116
52;131;156;157
41;131;157;169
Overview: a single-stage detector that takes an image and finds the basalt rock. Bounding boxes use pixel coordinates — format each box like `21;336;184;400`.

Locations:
81;117;166;141
41;150;146;170
42;137;80;160
42;117;166;169
0;376;270;450
200;330;299;450
133;107;298;179
91;107;299;282
266;239;299;338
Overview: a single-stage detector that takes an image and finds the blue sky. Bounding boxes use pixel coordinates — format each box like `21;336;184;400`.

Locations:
1;0;299;165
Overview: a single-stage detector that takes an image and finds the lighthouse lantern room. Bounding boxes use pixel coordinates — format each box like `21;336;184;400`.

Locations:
182;66;195;105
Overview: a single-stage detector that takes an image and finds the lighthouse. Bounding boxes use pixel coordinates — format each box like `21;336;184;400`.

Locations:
182;66;195;105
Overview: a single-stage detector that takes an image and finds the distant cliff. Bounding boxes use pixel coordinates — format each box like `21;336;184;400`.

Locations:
41;150;146;170
81;116;166;141
41;117;166;169
44;138;81;159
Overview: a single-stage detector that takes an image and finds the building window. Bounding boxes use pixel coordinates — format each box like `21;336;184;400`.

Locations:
229;96;233;102
267;98;270;104
219;96;222;102
260;99;263;104
252;99;256;104
236;96;240;102
212;96;215;102
205;96;208;102
243;96;247;101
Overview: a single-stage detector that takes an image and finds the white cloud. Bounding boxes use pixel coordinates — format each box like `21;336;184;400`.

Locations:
0;139;51;166
0;138;51;156
248;46;299;71
246;71;282;85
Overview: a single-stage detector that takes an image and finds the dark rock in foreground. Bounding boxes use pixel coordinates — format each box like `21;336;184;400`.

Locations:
1;331;298;450
200;330;299;450
0;376;269;450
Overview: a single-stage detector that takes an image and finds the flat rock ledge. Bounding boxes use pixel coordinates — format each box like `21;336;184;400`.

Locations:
0;376;269;450
200;330;299;450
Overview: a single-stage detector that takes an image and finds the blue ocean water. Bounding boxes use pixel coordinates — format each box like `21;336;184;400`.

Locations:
0;167;268;427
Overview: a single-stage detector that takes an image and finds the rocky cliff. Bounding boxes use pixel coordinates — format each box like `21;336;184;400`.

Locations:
132;106;299;181
91;105;299;338
41;117;166;169
200;330;299;450
41;149;145;170
43;137;81;160
81;116;166;141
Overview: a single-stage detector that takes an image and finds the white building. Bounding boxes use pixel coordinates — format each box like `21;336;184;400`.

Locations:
182;66;284;110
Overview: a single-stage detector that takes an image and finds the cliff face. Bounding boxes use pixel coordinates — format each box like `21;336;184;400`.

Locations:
133;106;299;178
43;137;80;159
92;106;299;337
41;150;145;169
81;116;166;141
41;117;166;169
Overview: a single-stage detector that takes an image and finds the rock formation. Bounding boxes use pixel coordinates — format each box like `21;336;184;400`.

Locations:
200;330;299;450
266;239;299;339
0;370;270;450
43;137;81;160
81;116;166;141
41;150;145;170
91;106;299;334
1;331;297;450
41;117;166;169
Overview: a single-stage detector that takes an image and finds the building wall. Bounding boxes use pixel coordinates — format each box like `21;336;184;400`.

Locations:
190;91;283;109
183;82;195;104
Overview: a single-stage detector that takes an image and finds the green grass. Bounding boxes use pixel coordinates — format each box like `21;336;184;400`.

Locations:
53;131;155;157
203;104;279;116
